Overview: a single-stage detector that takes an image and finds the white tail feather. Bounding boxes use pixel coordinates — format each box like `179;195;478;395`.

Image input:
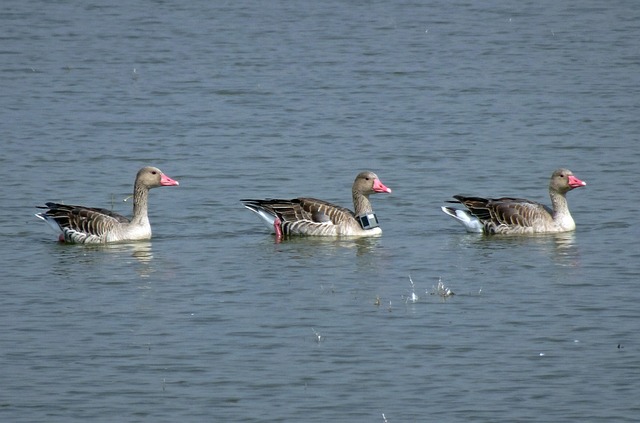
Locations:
441;207;483;233
35;213;63;235
243;205;277;232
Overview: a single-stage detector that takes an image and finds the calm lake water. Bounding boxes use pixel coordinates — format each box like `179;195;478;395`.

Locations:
2;1;640;422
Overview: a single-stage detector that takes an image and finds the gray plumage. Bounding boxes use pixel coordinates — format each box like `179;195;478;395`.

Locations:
441;168;586;234
241;171;392;237
36;166;179;244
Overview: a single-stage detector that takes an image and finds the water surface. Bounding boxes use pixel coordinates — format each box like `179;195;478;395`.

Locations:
1;1;639;422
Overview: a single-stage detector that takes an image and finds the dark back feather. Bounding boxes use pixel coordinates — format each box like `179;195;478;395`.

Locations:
39;202;128;237
454;195;550;232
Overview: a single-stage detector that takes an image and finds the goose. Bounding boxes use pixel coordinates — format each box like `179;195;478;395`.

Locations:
441;168;586;234
36;166;179;244
241;171;392;238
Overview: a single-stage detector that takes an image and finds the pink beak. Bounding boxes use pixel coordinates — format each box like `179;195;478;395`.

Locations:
160;173;180;186
373;178;392;193
568;175;586;189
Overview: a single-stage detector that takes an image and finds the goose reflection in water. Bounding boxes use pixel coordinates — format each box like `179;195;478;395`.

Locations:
450;230;580;268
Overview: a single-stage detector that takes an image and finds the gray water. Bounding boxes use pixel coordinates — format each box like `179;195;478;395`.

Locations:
2;0;640;422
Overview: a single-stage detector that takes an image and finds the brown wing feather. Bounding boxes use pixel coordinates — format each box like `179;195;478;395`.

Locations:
489;199;539;226
296;197;355;225
241;197;357;236
454;195;551;232
242;198;354;225
452;196;493;221
39;202;128;237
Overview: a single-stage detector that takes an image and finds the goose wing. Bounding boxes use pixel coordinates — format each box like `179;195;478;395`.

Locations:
37;202;129;242
454;196;552;231
294;197;355;224
241;198;355;236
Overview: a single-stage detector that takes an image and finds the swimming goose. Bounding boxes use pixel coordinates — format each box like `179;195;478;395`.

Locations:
441;168;586;234
36;166;179;244
241;171;391;238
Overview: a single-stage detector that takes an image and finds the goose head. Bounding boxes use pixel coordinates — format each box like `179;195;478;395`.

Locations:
136;166;180;189
550;168;586;195
353;171;392;196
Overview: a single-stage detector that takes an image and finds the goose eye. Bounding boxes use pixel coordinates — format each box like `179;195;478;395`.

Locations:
151;171;157;175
